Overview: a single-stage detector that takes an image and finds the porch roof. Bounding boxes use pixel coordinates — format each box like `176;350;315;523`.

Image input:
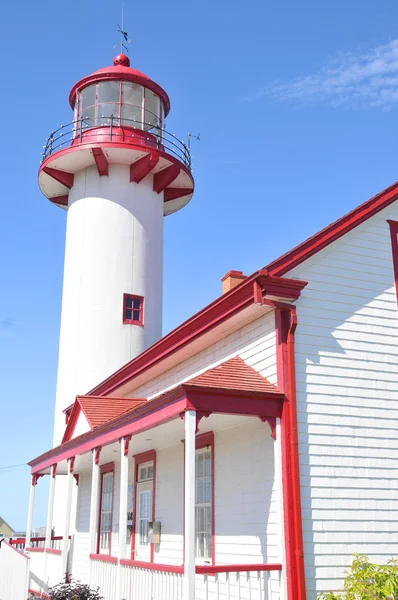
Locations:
29;357;283;473
62;395;147;442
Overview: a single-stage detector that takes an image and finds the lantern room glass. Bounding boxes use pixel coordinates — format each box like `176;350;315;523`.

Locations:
75;81;163;132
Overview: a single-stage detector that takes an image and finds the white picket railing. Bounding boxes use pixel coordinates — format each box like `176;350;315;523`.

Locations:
91;555;281;600
120;559;184;600
0;540;30;600
195;567;282;600
90;554;119;599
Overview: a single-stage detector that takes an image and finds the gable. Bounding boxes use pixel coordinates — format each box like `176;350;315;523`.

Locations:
71;410;90;440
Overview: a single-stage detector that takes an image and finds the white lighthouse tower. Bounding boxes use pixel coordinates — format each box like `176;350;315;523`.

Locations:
39;53;194;445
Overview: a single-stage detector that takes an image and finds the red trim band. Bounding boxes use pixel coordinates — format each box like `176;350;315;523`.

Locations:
89;553;118;564
196;563;283;574
120;559;184;573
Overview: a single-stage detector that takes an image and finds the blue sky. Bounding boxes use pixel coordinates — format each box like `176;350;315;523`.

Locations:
2;0;398;529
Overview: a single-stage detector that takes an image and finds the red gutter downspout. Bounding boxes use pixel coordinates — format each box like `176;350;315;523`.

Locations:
275;307;306;600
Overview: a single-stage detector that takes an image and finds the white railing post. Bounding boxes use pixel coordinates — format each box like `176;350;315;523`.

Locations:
274;417;286;600
25;474;38;551
43;464;57;589
184;410;196;600
116;436;130;600
61;457;75;581
88;448;101;585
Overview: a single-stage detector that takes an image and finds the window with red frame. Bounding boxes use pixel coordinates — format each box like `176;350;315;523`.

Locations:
97;464;114;554
123;294;144;325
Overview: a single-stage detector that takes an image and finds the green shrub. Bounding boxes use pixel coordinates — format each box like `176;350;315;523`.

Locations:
319;554;398;600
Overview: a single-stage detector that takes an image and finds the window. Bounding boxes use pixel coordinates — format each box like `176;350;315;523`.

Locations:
97;463;114;554
195;447;212;562
123;294;144;325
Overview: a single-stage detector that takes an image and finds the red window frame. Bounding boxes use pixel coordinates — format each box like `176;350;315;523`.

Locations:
123;294;144;326
97;462;115;555
195;432;215;566
388;220;398;305
131;450;156;562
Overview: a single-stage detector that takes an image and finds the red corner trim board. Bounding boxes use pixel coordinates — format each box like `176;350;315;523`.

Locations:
387;220;398;304
275;307;306;600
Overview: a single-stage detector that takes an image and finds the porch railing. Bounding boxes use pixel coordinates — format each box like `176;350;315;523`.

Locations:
8;536;65;552
7;536;70;597
90;554;119;599
90;554;282;600
196;563;282;600
0;540;30;600
120;559;184;600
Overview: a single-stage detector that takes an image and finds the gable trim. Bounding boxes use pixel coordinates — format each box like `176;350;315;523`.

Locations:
266;181;398;276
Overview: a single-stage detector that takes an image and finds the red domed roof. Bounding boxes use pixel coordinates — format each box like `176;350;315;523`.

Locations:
69;56;170;116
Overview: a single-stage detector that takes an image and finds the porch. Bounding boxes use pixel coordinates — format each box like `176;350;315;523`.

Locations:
27;358;287;599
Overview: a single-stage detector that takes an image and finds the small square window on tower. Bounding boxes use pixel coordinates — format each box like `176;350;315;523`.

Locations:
123;294;144;325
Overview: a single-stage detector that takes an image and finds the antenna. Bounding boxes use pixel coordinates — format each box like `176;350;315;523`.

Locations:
115;1;131;53
187;132;200;151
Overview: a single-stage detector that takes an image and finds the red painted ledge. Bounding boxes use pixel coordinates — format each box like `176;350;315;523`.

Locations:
196;563;282;575
120;558;184;574
26;547;45;553
46;548;61;555
90;553;118;564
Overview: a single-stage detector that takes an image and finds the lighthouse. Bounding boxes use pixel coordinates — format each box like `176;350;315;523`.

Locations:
39;53;194;445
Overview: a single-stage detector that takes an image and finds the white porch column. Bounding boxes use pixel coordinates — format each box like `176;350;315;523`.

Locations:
116;436;130;600
25;475;38;550
274;417;286;600
88;448;101;585
61;458;75;580
45;465;57;548
184;410;196;600
43;465;57;588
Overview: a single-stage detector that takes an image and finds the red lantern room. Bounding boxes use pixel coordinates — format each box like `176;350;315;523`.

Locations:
38;54;194;216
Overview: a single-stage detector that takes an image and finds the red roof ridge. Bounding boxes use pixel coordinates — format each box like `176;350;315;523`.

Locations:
266;180;398;276
184;356;281;394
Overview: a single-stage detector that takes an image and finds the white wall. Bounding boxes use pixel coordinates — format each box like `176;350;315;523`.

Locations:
54;164;164;445
287;203;398;598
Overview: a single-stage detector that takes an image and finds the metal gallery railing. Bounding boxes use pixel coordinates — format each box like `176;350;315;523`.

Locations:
41;117;192;170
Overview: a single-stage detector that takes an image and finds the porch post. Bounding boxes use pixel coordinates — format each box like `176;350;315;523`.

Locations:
61;458;75;580
116;436;130;600
43;464;57;588
25;475;38;550
45;465;57;548
184;410;196;600
88;448;101;584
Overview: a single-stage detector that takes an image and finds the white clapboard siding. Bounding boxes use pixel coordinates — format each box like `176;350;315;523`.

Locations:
286;202;398;598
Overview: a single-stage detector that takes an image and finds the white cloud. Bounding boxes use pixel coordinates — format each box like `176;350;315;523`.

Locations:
259;39;398;109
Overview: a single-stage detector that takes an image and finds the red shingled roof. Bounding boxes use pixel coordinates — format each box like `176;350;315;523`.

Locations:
185;357;280;394
77;396;147;429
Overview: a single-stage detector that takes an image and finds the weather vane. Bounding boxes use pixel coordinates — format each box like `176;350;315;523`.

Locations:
114;1;131;54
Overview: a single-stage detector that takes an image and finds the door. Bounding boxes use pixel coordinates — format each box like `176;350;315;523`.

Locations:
134;462;153;561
